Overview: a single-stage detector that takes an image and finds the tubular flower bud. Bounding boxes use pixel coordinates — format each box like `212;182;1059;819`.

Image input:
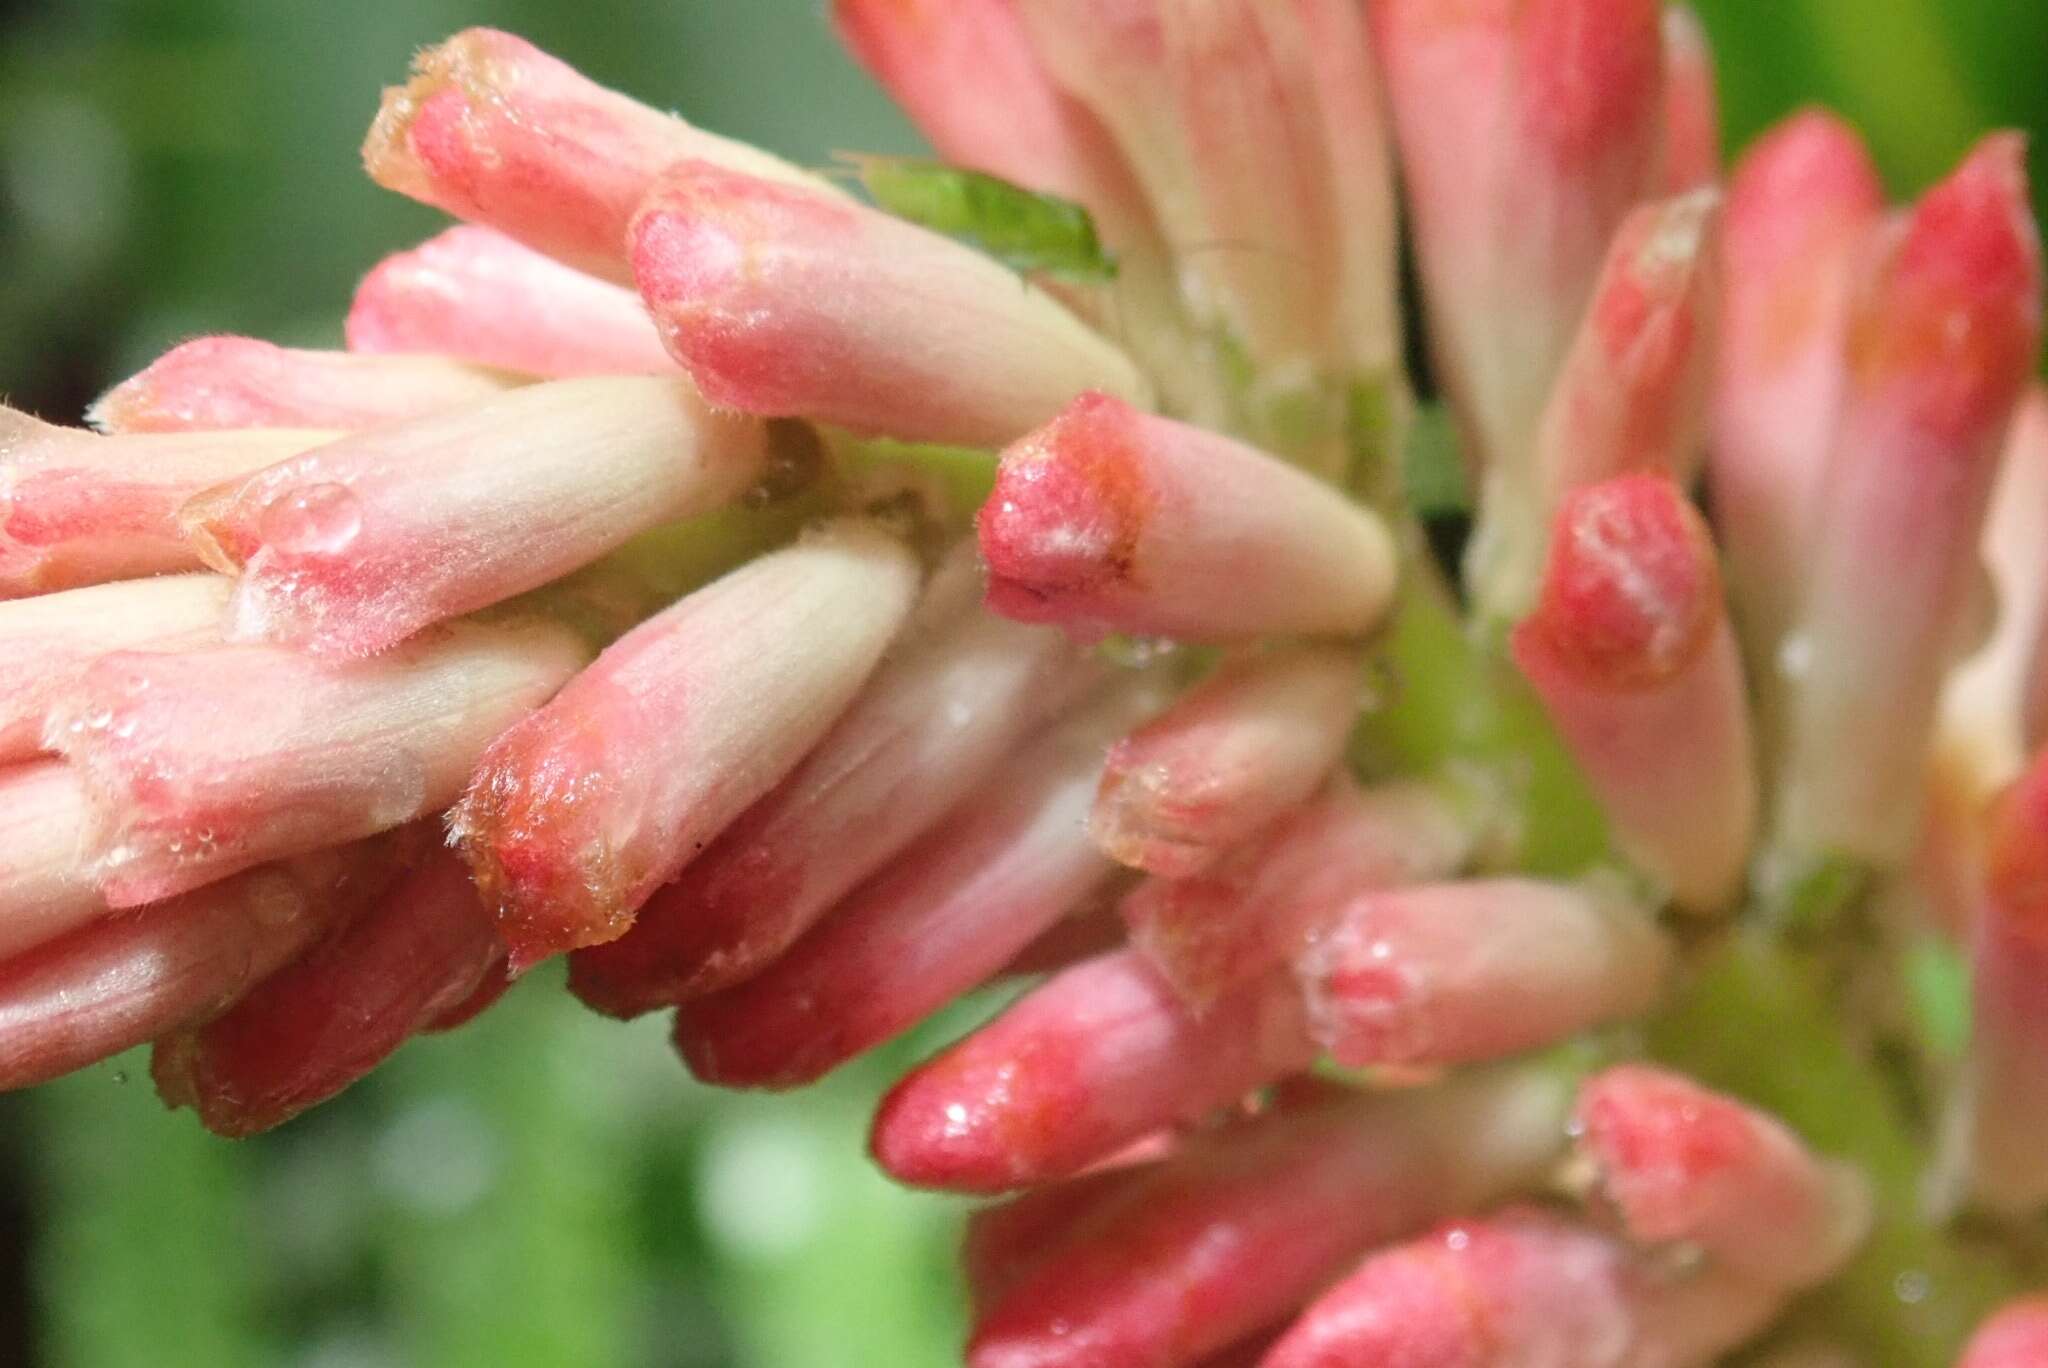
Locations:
569;557;1102;1014
1265;1206;1788;1368
962;1168;1148;1315
979;393;1396;641
1512;476;1757;910
0;762;104;960
89;337;522;434
1946;747;2048;1215
1374;0;1665;564
347;225;676;377
0;836;405;1090
152;847;503;1137
1960;1300;2048;1368
1660;5;1720;193
871;950;1316;1194
363;28;839;281
1937;387;2048;805
1710;110;1886;669
671;681;1162;1088
47;618;588;907
0;572;229;762
453;522;919;969
966;1068;1572;1368
1574;1064;1872;1289
630;160;1148;448
1090;646;1361;879
1121;775;1479;1009
1776;133;2042;866
1298;878;1671;1070
183;376;775;658
0;408;336;595
1499;189;1721;617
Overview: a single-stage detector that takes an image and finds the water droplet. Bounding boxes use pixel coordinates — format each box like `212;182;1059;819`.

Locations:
110;1068;129;1085
1776;631;1813;683
260;483;361;557
1894;1270;1930;1305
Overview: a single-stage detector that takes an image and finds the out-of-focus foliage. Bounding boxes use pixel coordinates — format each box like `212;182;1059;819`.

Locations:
0;2;2041;1365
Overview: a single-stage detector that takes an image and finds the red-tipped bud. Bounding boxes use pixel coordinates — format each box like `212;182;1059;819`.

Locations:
0;408;335;595
0;836;406;1089
1121;775;1478;1009
1574;1064;1872;1289
89;337;521;435
1091;647;1360;878
1513;475;1756;910
962;1169;1148;1315
979;393;1396;642
967;1068;1572;1368
570;559;1099;1015
630;161;1147;448
1710;109;1885;664
183;377;774;658
0;573;228;763
1777;134;2042;864
152;847;502;1136
363;28;836;281
1266;1206;1788;1368
1374;0;1664;477
347;226;675;377
1300;878;1669;1069
1660;6;1720;192
671;681;1160;1088
453;522;919;969
48;618;587;908
870;950;1315;1194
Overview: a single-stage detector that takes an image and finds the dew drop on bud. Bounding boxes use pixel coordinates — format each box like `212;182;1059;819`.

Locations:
260;482;362;556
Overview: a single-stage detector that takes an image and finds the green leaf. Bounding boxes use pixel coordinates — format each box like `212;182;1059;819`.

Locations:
1401;403;1471;518
853;156;1117;281
1905;935;1972;1061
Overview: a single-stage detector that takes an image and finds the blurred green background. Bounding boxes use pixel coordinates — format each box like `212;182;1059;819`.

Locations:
0;1;2043;1364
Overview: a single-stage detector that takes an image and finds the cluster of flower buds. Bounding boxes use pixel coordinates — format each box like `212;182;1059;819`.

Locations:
1;3;2044;1362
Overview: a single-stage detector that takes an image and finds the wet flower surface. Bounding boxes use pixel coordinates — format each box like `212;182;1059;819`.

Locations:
1;3;2045;1364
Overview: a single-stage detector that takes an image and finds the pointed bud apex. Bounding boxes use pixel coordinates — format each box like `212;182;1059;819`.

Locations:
1122;775;1478;1008
871;950;1314;1193
571;553;1100;1014
454;522;919;968
630;161;1147;447
1514;476;1756;909
1575;1064;1872;1288
1777;134;2042;865
0;409;336;594
152;848;502;1136
1711;110;1885;664
184;377;775;658
348;226;675;377
968;1069;1571;1368
1091;647;1360;878
1267;1207;1788;1368
673;682;1160;1087
979;393;1396;641
89;337;522;435
363;28;836;280
1301;878;1669;1068
48;618;587;907
0;837;404;1089
1661;6;1720;192
0;573;229;763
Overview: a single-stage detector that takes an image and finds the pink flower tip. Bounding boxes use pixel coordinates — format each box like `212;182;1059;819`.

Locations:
1515;474;1722;690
